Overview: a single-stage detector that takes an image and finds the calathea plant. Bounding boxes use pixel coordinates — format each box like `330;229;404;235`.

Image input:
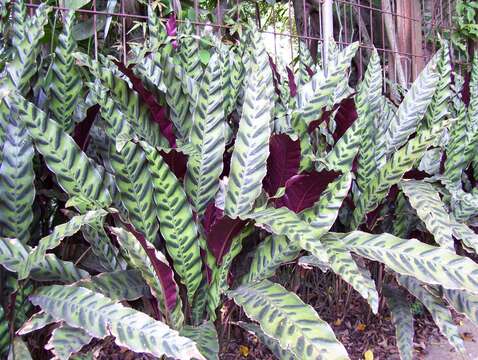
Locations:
1;1;478;359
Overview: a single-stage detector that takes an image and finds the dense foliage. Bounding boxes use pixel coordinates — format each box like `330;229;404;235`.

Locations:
0;2;478;359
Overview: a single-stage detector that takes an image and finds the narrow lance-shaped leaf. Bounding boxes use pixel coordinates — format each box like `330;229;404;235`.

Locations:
340;231;478;294
9;94;112;211
0;119;34;244
45;324;93;360
180;322;219;360
301;172;352;229
48;12;83;133
73;269;150;302
236;321;298;360
229;280;349;360
224;32;274;219
110;227;184;329
384;51;441;155
18;210;108;280
355;49;383;192
321;233;379;313
241;234;300;284
30;285;204;360
463;53;478;168
185;53;225;214
323;52;381;172
383;286;413;360
207;227;253;320
142;143;203;303
445;101;468;185
0;306;8;356
248;207;329;263
397;275;466;355
440;287;478;326
351;118;449;228
400;180;454;249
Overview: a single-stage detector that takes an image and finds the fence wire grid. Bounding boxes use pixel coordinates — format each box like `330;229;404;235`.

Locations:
24;0;468;90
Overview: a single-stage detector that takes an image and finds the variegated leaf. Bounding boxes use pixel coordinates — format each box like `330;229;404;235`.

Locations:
384;51;441;154
241;235;300;284
224;32;274;218
341;231;478;293
142;143;202;303
74;269;149;301
248;207;329;263
110;227;184;328
9;94;112;211
180;322;219;360
322;233;379;313
185;54;225;214
18;311;56;335
229;280;349;360
397;275;465;355
46;324;93;360
351;119;449;227
236;321;298;360
30;285;204;360
18;210;108;280
383;286;413;360
400;180;454;249
441;287;478;326
47;12;83;133
7;337;32;360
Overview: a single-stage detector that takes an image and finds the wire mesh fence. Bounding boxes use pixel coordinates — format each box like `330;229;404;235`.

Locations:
24;0;468;90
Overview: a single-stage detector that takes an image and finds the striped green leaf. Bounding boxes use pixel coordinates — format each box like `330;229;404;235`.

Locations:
0;118;34;244
445;102;468;185
110;227;184;328
18;312;56;335
322;233;379;313
422;43;451;129
224;33;274;219
74;269;149;302
18;210;108;280
400;180;454;249
450;218;478;253
228;280;349;360
441;287;478;326
383;286;413;360
384;51;441;155
47;12;83;133
185;54;226;214
463;54;478;169
294;42;359;126
351;119;449;227
30;285;204;360
324;53;381;171
180;322;219;360
341;231;478;293
236;321;298;360
397;275;465;355
0;237;89;283
75;53;169;148
46;324;93;360
207;227;253;320
9;94;112;211
241;235;300;284
178;21;203;85
142;143;202;303
301;172;352;229
82;219;124;272
355;49;383;192
249;207;329;263
108;141;159;243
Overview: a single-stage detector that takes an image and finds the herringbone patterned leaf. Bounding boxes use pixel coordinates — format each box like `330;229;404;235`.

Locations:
47;12;83;133
143;143;202;303
224;32;274;218
400;180;454;249
180;322;219;360
185;54;226;214
341;231;478;293
45;324;93;360
384;51;441;155
229;280;349;360
30;285;204;360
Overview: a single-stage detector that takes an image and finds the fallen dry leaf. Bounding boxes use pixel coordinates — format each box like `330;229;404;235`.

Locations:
356;323;367;331
364;349;374;360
